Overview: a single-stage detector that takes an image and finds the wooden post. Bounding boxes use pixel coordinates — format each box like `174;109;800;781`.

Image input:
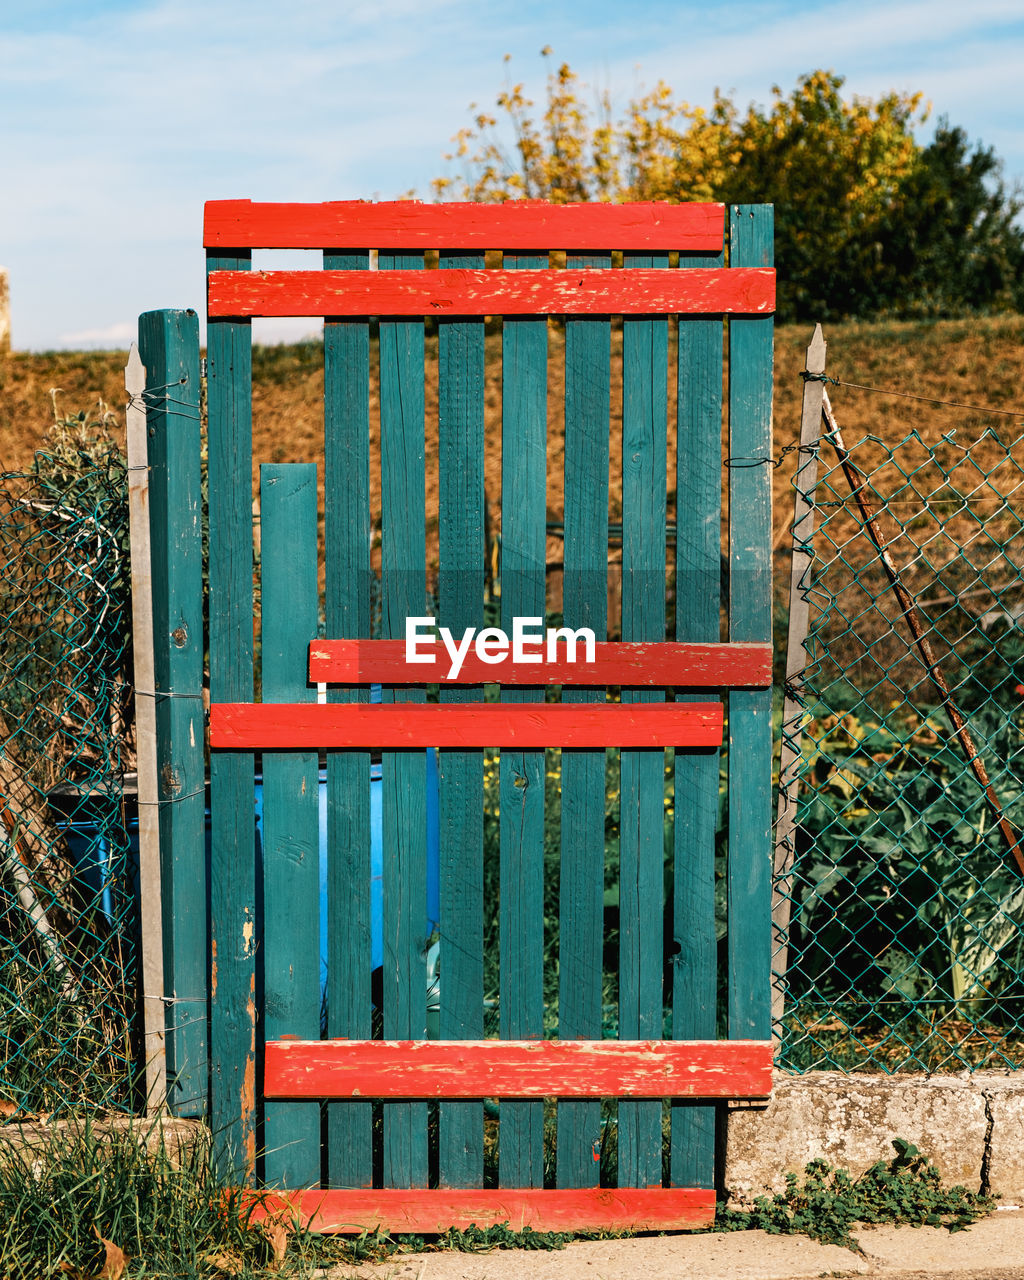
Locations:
139;309;207;1117
125;343;168;1110
671;242;724;1191
771;325;826;1032
260;464;321;1188
557;249;610;1190
323;250;374;1189
206;250;257;1174
727;205;774;1044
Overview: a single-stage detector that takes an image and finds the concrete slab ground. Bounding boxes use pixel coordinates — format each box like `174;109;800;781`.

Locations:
326;1210;1024;1280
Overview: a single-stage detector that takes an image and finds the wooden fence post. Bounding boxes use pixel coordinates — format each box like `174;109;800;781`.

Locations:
125;343;167;1110
138;309;207;1117
772;325;826;1031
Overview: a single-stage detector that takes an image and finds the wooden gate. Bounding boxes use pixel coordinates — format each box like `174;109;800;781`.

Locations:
156;198;775;1232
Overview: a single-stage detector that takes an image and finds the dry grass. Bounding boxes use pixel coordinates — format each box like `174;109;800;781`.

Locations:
4;314;1024;559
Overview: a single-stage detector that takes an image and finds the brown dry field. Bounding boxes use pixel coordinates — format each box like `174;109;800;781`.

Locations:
3;314;1023;569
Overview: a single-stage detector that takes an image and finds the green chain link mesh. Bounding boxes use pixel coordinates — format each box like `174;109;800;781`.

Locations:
0;431;138;1114
777;417;1024;1071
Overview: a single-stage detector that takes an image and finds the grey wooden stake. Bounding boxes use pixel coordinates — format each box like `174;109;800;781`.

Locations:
771;324;826;1033
125;343;168;1111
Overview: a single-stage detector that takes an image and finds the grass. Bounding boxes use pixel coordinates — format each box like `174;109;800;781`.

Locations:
0;1120;994;1275
0;1118;615;1277
5;313;1024;553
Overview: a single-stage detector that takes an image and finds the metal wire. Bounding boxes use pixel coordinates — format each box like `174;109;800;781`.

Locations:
775;408;1024;1073
1;433;139;1115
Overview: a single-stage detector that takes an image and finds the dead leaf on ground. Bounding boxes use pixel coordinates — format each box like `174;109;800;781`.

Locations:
263;1216;291;1270
56;1233;127;1280
206;1250;246;1274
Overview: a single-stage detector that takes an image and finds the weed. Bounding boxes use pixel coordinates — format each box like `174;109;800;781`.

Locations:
714;1138;993;1251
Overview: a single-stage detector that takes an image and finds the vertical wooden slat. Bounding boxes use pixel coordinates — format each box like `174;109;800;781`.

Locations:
670;250;724;1189
438;251;485;1188
379;251;428;1188
557;251;610;1189
499;252;548;1189
260;464;321;1188
618;253;668;1188
323;250;373;1188
138;309;205;1117
727;206;774;1042
206;251;257;1173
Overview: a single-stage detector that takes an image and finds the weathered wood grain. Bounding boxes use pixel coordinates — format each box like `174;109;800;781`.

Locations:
671;248;725;1190
498;250;548;1189
204;198;725;251
378;250;429;1188
246;1186;716;1233
205;251;257;1175
211;702;723;750
558;249;610;1189
259;464;321;1189
208;266;775;318
727;206;775;1044
618;249;668;1188
136;312;204;1117
437;248;486;1188
323;249;373;1188
308;639;772;686
264;1038;773;1099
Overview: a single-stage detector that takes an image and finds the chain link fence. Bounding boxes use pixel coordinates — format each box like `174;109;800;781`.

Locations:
776;401;1024;1072
7;379;1024;1114
0;415;139;1114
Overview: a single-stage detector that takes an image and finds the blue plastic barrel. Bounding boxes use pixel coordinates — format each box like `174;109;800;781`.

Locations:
254;750;441;994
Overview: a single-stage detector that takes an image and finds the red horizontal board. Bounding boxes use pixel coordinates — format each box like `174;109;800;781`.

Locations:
207;267;775;318
245;1186;716;1234
204;198;725;252
263;1038;772;1099
309;638;773;687
210;702;723;750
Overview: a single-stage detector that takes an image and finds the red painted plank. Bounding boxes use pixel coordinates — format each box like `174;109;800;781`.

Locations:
204;199;725;252
245;1186;716;1234
308;638;773;687
209;702;723;750
207;267;775;318
263;1038;772;1099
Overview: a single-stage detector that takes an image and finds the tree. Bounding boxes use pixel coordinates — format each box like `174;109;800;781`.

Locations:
434;59;1024;321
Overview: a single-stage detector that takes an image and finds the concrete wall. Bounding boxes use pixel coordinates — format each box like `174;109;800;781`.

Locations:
725;1070;1024;1205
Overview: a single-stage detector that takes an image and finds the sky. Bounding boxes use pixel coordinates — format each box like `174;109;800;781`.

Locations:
2;0;1024;352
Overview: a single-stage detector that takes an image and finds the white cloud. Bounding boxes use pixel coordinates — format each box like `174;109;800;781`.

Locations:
56;321;136;348
4;0;1024;348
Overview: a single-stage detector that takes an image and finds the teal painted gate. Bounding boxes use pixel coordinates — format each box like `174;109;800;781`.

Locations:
143;198;775;1232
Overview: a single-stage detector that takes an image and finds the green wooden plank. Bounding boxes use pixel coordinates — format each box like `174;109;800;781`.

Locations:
557;252;610;1190
499;252;547;1190
727;206;774;1042
618;252;668;1189
438;251;486;1189
670;250;724;1190
206;251;257;1176
323;251;373;1189
379;251;429;1189
138;308;206;1118
260;464;321;1189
